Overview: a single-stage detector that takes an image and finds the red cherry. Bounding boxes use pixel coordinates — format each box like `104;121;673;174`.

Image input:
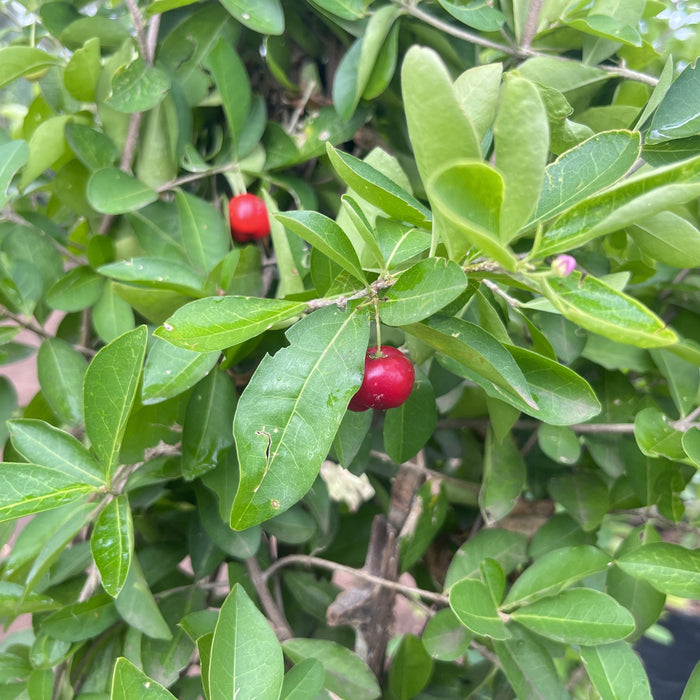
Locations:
229;193;270;242
349;345;415;412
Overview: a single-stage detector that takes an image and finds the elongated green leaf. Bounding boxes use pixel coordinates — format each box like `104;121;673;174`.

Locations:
0;463;95;523
0;140;29;209
647;63;700;144
682;661;700;700
494;74;549;239
64;37;100;102
0;47;62;89
683;427;700;467
8;419;105;487
91;495;133;597
538;154;700;255
380;258;467;326
510;589;635;644
454;63;503;143
628;211;700;267
155;296;306;351
84;326;148;479
479;430;526;525
87;168;158;214
540;272;678;348
580;642;652;700
387;633;434;700
21;115;71;188
231;305;369;529
504;546;611;607
281;658;325;700
450;578;510;639
282;638;381;700
0;582;58;616
112;657;177;699
530;130;641;227
494;624;569;700
403;316;536;409
327;144;430;226
616;542;700;598
209;584;284;700
99;257;206;297
219;0;284;34
276;211;366;284
176;190;229;274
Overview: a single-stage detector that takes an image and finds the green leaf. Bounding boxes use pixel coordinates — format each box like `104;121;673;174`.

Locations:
549;471;610;531
537;424;581;465
444;528;529;590
479;430;526;525
65;123;120;171
205;38;251;157
176;190;229;274
616;542;700;598
422;608;473;661
8;419;105;487
87;168;158;214
580;642;652;700
0;582;58;616
84;326;148;479
36;338;88;426
380;258;467;326
683;427;700;468
540;271;678;348
142;337;219;405
634;407;685;460
281;658;325;700
387;633;434;700
403;316;536;410
0;47;62;89
219;0;284;34
276;210;366;284
231;305;369;529
682;661;700;700
326;144;430;226
282;638;381;700
538;154;700;256
98;257;206;297
449;578;510;639
63;37;100;102
510;589;635;644
494;75;549;239
504;546;611;607
628;211;700;267
437;0;505;31
400;481;448;572
93;281;136;344
493;624;570;700
454;64;503;143
91;495;133;597
530;130;641;227
0;463;95;523
0;140;29;209
111;657;177;699
155;296;306;352
182;369;237;480
107;57;171;113
46;265;104;312
21;115;71;188
647;63;700;144
210;584;284;700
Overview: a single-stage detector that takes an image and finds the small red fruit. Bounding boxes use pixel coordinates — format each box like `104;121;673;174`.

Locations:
349;345;415;412
228;193;270;242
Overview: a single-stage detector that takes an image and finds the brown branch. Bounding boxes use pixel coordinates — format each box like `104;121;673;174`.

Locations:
246;556;294;641
521;0;545;51
125;0;149;61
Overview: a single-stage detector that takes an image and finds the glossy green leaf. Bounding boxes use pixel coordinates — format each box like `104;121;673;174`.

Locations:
281;658;325;700
107;58;171;113
444;528;529;590
65;123;120;171
479;430;526;525
377;219;431;270
99;257;206;297
92;281;136;344
91;495;133;597
87;168;158;214
84;326;148;478
538;424;581;465
647;63;700;144
219;0;284;34
135;95;178;189
549;471;610;531
454;63;503;143
282;638;381;700
616;542;700;598
0;140;29;209
0;581;58;616
380;258;467;326
0;462;95;523
63;37;100;102
8;419;105;487
327;144;430;226
628;210;700;267
306;0;367;19
205;38;251;157
46;265;104;312
683;427;700;467
511;589;635;644
111;657;177;699
540;271;678;348
231;305;369;529
449;578;510;639
494;75;549;239
530;130;641;227
0;47;61;88
422;608;473;661
505;546;611;607
538;154;700;255
155;296;306;351
437;0;505;30
21;115;71;188
210;584;284;700
276;210;366;284
387;633;434;700
580;642;652;700
634;407;685;460
36;338;88;426
176;190;229;274
332;408;372;468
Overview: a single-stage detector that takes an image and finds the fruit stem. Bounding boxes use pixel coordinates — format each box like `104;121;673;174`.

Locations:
227;164;247;197
374;301;383;357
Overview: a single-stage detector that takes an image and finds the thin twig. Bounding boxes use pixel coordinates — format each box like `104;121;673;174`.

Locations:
0;309;96;356
246;556;294;641
155;164;236;194
521;0;545;51
125;0;149;60
145;14;161;64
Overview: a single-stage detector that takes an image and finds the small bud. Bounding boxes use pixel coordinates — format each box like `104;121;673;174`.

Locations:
551;254;576;277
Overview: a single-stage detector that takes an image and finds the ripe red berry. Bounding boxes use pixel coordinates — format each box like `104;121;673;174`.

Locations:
349;345;415;412
228;193;270;242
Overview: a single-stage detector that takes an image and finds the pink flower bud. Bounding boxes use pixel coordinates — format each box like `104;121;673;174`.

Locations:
551;254;576;277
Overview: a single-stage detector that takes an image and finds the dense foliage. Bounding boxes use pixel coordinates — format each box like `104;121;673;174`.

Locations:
1;0;700;697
